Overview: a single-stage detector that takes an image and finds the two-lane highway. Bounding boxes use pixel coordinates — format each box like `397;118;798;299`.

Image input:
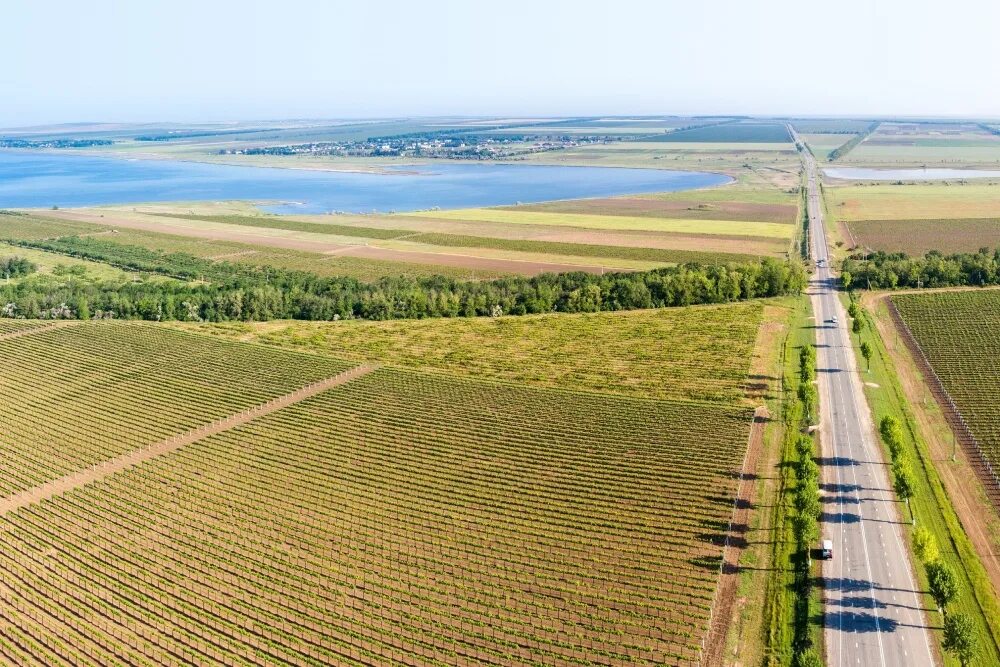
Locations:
793;131;936;666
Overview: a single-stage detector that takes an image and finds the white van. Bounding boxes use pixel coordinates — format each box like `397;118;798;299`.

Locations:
821;539;834;560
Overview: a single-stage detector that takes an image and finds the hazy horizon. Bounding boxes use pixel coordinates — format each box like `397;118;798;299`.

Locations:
4;0;1000;127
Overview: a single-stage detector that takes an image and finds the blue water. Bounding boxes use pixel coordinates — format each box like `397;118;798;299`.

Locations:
0;150;730;214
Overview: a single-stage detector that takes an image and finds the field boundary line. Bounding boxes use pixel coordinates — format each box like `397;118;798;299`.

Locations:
0;320;76;342
0;362;377;517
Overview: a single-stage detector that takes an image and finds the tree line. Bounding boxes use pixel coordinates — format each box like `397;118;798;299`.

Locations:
0;236;806;322
842;248;1000;290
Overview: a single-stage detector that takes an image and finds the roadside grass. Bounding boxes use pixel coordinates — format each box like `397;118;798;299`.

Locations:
759;295;823;665
852;295;1000;666
405;208;795;238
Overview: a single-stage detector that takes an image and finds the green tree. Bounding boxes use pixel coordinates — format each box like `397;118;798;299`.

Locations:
927;560;959;612
892;457;915;522
860;341;873;371
847;301;859;320
913;527;939;564
798;384;817;423
943;612;978;666
794;647;823;667
852;315;863;336
841;270;852;289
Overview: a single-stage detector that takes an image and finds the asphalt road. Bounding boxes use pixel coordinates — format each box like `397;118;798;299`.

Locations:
793;131;937;666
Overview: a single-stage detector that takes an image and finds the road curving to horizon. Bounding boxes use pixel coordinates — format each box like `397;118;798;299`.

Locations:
794;128;937;667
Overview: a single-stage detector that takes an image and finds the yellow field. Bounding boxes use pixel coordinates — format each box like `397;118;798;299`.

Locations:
405;208;795;238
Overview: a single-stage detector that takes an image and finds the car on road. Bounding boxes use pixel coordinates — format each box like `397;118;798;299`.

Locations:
829;316;838;325
821;539;833;560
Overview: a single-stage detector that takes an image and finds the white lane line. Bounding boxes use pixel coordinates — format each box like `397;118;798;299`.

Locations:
829;296;887;667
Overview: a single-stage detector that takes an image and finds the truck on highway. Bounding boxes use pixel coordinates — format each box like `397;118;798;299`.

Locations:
820;539;833;560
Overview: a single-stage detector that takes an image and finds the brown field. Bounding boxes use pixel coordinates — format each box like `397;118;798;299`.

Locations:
848;218;1000;254
511;197;797;223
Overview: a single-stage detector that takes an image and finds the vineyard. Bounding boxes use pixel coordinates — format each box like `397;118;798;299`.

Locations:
892;290;1000;468
0;322;349;495
0;313;765;665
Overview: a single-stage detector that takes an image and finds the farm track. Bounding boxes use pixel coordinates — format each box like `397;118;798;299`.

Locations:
0;362;377;517
702;405;769;667
0;321;75;342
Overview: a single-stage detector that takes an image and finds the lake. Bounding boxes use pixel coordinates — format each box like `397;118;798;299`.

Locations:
824;167;1000;181
0;151;731;213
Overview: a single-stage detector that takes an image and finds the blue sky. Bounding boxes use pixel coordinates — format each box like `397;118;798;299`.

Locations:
3;0;999;127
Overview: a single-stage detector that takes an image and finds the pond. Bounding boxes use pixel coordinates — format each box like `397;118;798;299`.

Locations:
824;167;1000;181
0;151;732;214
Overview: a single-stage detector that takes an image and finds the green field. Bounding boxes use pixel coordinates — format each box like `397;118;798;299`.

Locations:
406;208;795;238
790;119;875;134
646;122;791;143
0;299;767;665
827;183;1000;221
180;302;765;403
893;291;1000;468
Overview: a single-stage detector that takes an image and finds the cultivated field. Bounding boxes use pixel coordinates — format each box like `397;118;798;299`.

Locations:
837;122;1000;167
892;290;1000;468
0;301;770;665
405;208;793;238
825;182;1000;253
847;218;1000;255
0;323;349;495
179;302;765;402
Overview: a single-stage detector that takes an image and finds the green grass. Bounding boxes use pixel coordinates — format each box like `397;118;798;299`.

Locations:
0;241;130;281
177;302;765;403
406;208;795;238
856;295;1000;666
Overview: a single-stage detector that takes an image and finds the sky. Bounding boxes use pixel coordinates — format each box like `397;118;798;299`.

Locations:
3;0;1000;127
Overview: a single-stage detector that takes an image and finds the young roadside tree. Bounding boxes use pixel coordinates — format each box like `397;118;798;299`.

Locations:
913;527;939;564
943;612;978;666
852;315;864;337
860;341;873;371
927;560;959;613
841;270;852;288
798;384;818;423
847;301;859;320
892;457;915;523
